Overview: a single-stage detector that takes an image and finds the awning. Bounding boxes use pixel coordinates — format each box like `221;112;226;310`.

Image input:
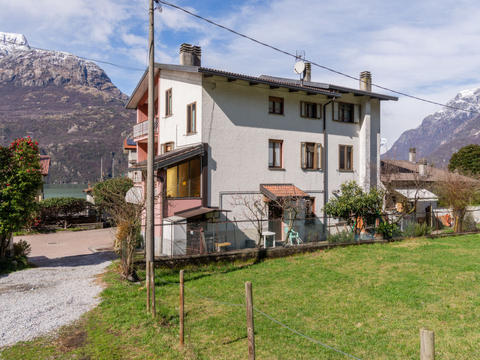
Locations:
394;188;438;201
260;184;309;201
129;143;205;171
174;206;218;219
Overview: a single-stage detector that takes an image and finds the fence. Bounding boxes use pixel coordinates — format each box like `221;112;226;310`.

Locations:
147;209;480;258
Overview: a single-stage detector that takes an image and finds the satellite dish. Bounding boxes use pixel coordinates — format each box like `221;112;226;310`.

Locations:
294;60;305;75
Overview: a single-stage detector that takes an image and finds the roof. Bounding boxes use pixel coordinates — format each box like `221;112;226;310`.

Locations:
174;206;218;219
130;143;205;171
381;159;478;184
260;184;308;201
126;63;397;109
124;138;136;150
394;188;438;201
39;155;50;176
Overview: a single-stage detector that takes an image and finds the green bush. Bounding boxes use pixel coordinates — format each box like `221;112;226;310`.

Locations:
378;221;400;240
462;212;477;232
13;239;31;258
403;222;431;238
328;230;355;244
39;197;89;219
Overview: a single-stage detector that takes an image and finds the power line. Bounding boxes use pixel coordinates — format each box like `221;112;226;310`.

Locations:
0;39;144;72
157;0;480;115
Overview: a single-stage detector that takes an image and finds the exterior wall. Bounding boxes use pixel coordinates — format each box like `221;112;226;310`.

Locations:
157;70;203;152
202;78;328;218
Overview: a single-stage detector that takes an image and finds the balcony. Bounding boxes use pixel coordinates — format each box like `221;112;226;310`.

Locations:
133;118;159;139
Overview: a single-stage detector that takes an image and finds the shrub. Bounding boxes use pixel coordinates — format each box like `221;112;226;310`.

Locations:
328;230;355;244
403;222;431;238
462;212;477;232
13;239;31;258
377;221;400;240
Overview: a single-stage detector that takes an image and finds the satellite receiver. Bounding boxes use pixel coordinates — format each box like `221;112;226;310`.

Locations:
294;60;306;75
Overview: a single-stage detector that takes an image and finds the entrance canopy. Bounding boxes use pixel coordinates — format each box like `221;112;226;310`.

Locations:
260;184;308;201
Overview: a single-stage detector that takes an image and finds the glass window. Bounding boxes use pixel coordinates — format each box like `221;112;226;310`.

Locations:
339;145;353;171
268;140;282;168
339;103;354;123
166;165;178;198
306;143;315;169
166;157;202;198
269;97;284;115
165;88;172;116
187;102;196;134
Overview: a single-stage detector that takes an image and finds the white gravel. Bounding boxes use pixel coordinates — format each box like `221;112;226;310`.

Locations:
0;252;114;348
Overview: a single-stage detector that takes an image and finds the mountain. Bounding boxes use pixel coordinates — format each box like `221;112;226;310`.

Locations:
384;88;480;167
0;32;136;183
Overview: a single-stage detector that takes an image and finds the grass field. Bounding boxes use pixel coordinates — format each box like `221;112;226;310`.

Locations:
3;234;480;359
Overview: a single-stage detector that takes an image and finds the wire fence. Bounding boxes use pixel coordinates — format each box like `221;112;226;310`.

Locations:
145;207;480;257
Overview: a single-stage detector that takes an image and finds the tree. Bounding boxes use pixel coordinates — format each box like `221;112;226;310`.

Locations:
435;173;479;232
324;181;383;236
448;144;480;176
93;177;140;280
0;137;43;259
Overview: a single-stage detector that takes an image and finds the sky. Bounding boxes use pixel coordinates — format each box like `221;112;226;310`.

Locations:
1;0;480;149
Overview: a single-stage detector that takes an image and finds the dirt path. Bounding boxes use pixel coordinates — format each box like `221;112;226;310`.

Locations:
0;228;117;348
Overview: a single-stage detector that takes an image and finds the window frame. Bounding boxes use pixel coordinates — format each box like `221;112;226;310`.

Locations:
268;139;283;169
165;157;202;199
301;142;322;170
165;88;172;117
300;101;322;119
339;145;353;171
186;102;197;135
162;141;174;154
268;96;284;115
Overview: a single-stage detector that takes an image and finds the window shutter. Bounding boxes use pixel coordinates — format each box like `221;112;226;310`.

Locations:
300;102;306;117
318;144;323;169
354;104;360;123
301;142;306;169
316;104;322;119
313;143;319;170
333;102;339;121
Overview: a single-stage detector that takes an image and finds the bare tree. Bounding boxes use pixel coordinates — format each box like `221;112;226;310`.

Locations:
435;172;479;233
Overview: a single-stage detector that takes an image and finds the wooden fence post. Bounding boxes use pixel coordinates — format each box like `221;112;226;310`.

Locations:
420;328;435;360
179;270;184;347
150;261;156;317
146;261;150;311
245;281;255;360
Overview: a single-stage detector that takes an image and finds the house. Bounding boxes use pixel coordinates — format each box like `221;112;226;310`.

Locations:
123;138;142;183
126;43;397;256
381;148;478;222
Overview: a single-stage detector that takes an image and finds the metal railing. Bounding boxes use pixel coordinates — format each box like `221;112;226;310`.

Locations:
133;117;159;138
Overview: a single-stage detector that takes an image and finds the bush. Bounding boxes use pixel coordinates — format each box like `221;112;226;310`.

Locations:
403;222;431;238
13;239;31;258
38;197;92;228
328;230;355;244
378;221;400;240
462;212;477;232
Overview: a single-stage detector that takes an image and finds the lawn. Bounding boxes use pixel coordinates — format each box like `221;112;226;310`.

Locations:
3;234;480;359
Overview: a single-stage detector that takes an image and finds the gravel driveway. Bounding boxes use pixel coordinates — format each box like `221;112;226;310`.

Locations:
0;229;116;348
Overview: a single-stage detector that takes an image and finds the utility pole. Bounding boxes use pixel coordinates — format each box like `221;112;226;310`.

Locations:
145;0;156;316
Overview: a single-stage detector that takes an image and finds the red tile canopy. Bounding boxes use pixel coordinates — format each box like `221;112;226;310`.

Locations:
260;184;308;201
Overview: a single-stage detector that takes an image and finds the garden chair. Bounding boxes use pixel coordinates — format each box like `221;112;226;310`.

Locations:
284;226;302;245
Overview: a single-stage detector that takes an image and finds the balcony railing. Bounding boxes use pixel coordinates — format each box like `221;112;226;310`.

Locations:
133;118;159;138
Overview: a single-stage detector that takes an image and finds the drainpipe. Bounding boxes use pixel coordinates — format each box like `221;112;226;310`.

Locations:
323;100;333;240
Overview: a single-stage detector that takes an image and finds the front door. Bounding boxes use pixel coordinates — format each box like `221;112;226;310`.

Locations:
268;202;283;241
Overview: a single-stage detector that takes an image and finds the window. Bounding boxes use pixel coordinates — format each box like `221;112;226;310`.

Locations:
269;96;284;115
187;102;196;134
300;102;322;119
334;102;360;123
339;145;353;171
166;157;201;198
305;197;315;218
165;88;172;116
301;142;322;170
268;140;283;168
162;142;174;154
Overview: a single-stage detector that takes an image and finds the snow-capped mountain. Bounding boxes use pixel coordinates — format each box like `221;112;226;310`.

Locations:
384;88;480;167
0;32;135;183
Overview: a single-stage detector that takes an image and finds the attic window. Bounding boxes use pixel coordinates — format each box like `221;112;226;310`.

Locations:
269;96;284;115
300;102;322;119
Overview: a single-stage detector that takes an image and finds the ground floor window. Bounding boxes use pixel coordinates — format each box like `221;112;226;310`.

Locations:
166;157;201;198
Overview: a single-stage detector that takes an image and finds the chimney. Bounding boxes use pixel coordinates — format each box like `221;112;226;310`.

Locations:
303;62;311;82
418;158;427;177
179;43;201;66
408;147;416;163
359;71;372;92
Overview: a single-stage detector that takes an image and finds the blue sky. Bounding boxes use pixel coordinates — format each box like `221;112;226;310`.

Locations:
1;0;480;148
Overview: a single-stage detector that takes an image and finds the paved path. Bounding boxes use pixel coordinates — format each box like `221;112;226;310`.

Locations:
0;228;116;348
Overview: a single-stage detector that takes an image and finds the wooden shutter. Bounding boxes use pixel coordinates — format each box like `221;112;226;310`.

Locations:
313;143;319;170
354;104;360;123
301;142;306;169
317;144;323;169
333;102;339;121
316;104;322;119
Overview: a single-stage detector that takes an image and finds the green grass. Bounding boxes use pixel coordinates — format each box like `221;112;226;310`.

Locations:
4;235;480;359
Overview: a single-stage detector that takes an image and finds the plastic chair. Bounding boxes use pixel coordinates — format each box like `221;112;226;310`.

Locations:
284;226;302;245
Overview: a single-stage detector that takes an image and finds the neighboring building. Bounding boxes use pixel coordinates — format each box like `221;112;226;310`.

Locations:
381;148;478;220
126;43;397;256
37;154;50;201
123;138;142;183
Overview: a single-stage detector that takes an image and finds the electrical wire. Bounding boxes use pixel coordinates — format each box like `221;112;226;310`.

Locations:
157;0;480;115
